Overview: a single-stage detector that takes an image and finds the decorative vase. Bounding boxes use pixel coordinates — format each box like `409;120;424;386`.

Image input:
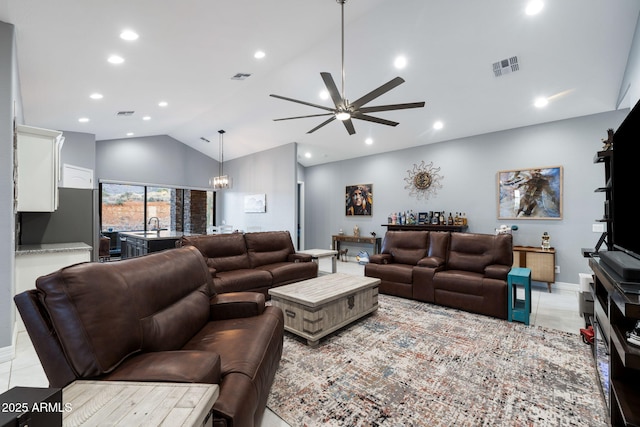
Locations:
354;225;360;237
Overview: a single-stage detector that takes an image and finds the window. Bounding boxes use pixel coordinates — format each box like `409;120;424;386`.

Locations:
100;182;215;234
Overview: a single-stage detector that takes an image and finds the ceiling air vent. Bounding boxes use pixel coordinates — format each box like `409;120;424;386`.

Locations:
231;73;252;81
493;56;519;77
200;137;211;143
116;111;135;116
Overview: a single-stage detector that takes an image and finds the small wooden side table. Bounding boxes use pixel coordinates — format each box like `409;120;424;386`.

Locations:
332;235;381;255
298;249;338;273
63;380;219;426
508;267;532;325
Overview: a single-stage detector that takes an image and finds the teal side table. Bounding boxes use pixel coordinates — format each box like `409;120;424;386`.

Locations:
508;267;532;325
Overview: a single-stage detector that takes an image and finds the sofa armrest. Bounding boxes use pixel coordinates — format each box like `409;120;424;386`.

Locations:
417;256;445;268
369;253;393;264
289;253;313;263
485;264;511;280
210;292;266;320
104;351;221;384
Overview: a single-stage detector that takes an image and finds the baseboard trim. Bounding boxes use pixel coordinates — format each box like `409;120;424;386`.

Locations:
531;280;578;292
0;328;18;363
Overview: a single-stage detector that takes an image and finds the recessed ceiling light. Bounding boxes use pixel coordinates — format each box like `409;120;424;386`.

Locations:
90;93;103;100
534;97;549;108
126;132;134;136
394;55;407;69
107;55;124;64
433;121;444;130
525;0;544;16
78;117;90;123
304;152;312;158
158;101;168;107
120;30;139;41
365;138;373;145
254;50;266;59
142;116;151;121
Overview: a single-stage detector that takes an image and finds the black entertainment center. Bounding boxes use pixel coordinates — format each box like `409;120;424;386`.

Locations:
589;99;640;426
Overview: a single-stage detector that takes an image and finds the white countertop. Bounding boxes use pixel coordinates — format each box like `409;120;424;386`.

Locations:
16;242;93;255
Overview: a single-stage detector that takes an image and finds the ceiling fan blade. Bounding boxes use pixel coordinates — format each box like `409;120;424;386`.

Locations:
352;113;399;127
270;94;334;112
359;102;425;114
350;77;405;109
342;118;356;135
307;116;336;134
273;112;334;121
320;72;344;108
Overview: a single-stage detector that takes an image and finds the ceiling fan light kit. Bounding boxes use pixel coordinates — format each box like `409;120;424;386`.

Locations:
270;0;425;135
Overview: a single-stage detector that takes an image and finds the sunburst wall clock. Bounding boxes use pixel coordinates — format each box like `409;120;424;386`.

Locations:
404;161;443;200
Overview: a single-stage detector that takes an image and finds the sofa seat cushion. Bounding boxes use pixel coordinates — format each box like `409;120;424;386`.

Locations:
182;306;284;384
103;350;221;384
213;269;272;294
365;263;414;284
255;262;318;286
433;270;484;296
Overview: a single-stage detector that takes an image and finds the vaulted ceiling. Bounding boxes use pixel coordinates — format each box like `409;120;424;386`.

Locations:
2;1;639;166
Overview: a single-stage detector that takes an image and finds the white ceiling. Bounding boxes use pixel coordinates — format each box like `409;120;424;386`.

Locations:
2;0;639;167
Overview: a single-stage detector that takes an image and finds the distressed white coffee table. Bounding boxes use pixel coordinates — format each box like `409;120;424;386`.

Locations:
297;248;338;273
269;273;380;346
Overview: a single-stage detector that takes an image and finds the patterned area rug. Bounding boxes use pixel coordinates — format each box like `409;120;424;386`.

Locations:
267;295;607;426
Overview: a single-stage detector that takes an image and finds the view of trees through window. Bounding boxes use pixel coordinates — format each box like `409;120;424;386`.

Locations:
100;183;215;233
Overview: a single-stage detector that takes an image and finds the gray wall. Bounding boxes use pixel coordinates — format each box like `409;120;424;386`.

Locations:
0;20;19;354
303;109;629;285
218;143;298;238
96;135;217;189
60;130;96;179
620;12;640;107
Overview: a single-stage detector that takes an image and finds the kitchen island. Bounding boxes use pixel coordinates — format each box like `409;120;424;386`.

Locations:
120;231;201;259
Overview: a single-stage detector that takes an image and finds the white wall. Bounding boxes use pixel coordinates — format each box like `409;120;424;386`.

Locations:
218;143;298;238
303;109;629;285
0;20;19;358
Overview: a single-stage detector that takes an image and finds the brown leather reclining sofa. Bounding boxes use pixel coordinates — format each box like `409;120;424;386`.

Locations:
179;230;318;296
14;246;284;427
365;231;513;319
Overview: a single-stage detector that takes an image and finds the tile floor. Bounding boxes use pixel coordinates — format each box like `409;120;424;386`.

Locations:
1;258;588;427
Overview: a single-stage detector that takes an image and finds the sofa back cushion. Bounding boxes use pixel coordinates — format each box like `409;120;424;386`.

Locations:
181;233;251;272
427;232;450;260
447;232;513;274
381;231;429;265
244;231;295;268
35;246;212;378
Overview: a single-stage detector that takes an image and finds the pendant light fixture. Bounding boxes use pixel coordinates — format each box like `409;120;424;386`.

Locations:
211;130;231;189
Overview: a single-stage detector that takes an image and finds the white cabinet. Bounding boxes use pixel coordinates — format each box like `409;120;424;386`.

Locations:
15;124;64;212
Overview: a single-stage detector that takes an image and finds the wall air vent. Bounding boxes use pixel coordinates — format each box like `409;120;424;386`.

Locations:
231;73;252;80
116;111;135;116
493;56;519;77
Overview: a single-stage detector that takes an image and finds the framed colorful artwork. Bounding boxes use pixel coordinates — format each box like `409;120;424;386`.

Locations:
346;184;372;216
498;166;562;219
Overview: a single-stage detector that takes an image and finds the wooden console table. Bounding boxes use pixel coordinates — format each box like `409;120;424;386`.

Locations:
332;235;381;255
382;224;468;232
512;245;556;292
63;380;219;426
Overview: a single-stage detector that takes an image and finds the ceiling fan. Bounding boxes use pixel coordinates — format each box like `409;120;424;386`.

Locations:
270;0;425;135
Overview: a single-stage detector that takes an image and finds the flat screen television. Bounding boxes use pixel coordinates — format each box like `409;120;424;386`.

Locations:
611;98;640;260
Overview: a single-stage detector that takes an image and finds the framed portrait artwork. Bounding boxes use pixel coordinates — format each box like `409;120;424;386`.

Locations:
346;184;372;216
497;166;562;220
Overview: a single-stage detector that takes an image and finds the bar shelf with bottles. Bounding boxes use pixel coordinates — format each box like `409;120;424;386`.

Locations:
382;210;468;232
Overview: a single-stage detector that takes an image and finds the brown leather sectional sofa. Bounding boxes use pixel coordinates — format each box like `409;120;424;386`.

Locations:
365;231;513;319
14;246;284;427
179;231;318;296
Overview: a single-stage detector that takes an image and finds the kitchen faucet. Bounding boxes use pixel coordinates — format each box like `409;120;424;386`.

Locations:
148;217;160;231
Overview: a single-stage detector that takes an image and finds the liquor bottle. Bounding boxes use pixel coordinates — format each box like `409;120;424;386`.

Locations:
448;212;453;225
454;212;460;226
432;212;439;225
439;211;445;225
462;212;468;226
